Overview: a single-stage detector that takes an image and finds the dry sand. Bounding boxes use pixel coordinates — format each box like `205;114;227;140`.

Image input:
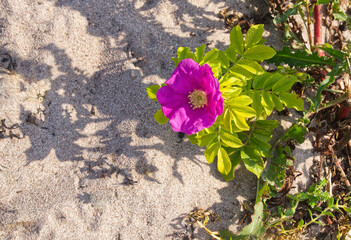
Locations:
0;0;327;239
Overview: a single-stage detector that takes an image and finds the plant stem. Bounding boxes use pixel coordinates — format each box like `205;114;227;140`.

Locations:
305;0;314;51
313;4;323;56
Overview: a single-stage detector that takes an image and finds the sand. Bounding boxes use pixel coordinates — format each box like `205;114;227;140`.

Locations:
0;0;333;239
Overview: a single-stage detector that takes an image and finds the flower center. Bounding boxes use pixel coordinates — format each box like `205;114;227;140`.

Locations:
188;89;207;109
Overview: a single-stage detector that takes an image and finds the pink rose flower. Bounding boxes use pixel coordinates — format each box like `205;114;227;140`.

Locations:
156;58;224;135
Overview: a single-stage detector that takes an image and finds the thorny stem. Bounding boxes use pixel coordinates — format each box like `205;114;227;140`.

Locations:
313;4;323;55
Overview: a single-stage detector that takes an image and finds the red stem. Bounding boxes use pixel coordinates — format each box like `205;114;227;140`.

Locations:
314;5;323;56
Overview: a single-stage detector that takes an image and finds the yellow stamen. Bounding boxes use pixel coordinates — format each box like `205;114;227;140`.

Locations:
188;89;207;109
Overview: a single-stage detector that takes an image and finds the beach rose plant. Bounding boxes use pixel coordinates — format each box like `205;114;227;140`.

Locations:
146;24;305;181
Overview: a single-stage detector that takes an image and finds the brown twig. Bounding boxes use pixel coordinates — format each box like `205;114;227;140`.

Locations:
329;146;351;191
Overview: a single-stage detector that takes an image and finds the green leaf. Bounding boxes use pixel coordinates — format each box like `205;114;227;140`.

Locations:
231;110;250;131
266;46;335;68
315;63;345;109
249;137;272;157
230;25;244;55
200;49;219;65
230;65;253;80
225;45;238;63
255;120;280;130
263;73;283;90
252;90;263;117
218;147;232;175
232;106;257;118
253;72;271;90
154;109;169;124
197;132;217;147
316;0;331;4
241;147;264;178
322;211;335;218
272;75;298;92
333;11;347;21
236;59;264;75
221;107;233;132
226;95;253;106
271;94;284;111
187;134;198;144
245;24;264;48
205;142;220;164
146;85;161;101
318;46;346;60
222;151;242;181
243;45;276;60
273;5;299;25
279;92;304;111
261;91;274;115
195;44;206;63
281;123;308;143
220;129;244;148
234;201;265;239
298;219;304;228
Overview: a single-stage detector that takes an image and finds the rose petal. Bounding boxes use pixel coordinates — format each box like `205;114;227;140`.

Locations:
165;59;204;94
156;85;188;117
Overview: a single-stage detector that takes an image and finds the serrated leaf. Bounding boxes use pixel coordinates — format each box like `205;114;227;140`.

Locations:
249;137;271;157
195;44;206;63
245;24;264;48
271;93;284;111
252;90;263;117
222;151;242;181
231;110;250;131
200;49;218;65
154;109;169;124
266;46;335;68
221;108;233;132
255;120;280;130
253;72;271;90
220;129;244;148
197;132;217;147
225;45;238;63
236;59;264;75
227;95;253;106
263;72;283;90
261;91;274;115
232;106;257;118
315;63;345;109
230;65;253;80
281;123;308;144
205;142;220;164
318;46;346;60
272;75;298;92
253;129;272;142
241;147;264;178
218;147;232;175
273;7;298;25
279;92;304;111
243;45;276;60
230;25;244;55
146;85;161;101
